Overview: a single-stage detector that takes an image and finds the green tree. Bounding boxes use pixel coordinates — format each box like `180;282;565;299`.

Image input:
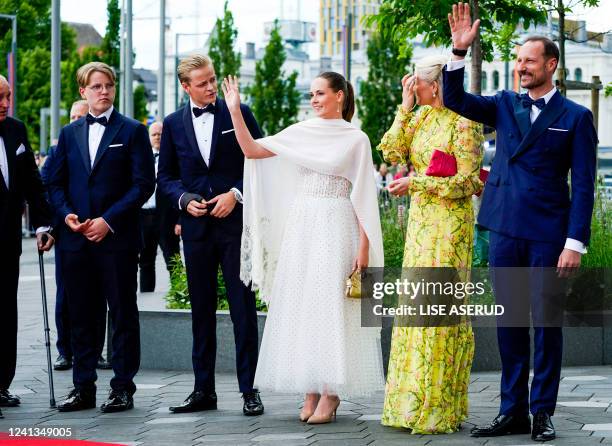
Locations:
543;0;599;96
208;0;241;81
1;0;78;147
605;82;612;97
245;20;299;135
133;84;148;122
357;31;412;165
367;0;546;94
100;0;120;70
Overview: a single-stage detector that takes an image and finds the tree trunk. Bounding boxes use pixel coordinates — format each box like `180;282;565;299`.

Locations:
470;0;483;94
557;0;566;96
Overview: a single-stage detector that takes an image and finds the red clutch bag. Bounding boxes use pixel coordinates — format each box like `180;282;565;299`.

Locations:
475;168;489;197
425;150;457;177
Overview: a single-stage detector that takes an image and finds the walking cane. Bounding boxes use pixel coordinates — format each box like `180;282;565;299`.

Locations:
38;234;56;407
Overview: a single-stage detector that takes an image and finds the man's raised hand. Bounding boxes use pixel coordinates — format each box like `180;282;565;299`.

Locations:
448;2;480;51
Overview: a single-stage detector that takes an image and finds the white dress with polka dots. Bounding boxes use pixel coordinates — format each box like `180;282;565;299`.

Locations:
253;166;384;397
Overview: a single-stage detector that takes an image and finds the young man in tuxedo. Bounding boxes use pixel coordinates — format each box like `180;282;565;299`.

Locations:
444;3;597;441
138;121;181;292
41;100;110;372
47;62;155;413
157;54;264;416
0;75;54;419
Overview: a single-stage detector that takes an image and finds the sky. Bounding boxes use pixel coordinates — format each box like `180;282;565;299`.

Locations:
60;0;320;70
60;0;612;71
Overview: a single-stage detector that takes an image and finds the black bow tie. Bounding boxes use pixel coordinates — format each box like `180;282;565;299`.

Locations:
520;94;546;110
192;103;216;117
86;114;109;126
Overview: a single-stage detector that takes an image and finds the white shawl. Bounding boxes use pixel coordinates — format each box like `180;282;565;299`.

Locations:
239;117;384;304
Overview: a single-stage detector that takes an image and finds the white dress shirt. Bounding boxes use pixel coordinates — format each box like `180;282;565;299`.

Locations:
446;59;585;253
177;99;243;209
191;98;215;166
88;106;114;167
0;135;8;188
142;152;159;210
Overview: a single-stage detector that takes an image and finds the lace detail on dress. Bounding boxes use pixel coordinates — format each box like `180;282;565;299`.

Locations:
297;166;351;198
252;168;384;398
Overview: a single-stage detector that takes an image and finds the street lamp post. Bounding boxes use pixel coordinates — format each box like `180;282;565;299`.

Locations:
0;14;17;117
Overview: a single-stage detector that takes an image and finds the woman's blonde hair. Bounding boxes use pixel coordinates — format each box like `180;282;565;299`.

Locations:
415;55;448;103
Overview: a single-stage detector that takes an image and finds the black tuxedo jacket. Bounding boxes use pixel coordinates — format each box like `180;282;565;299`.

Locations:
157;97;262;240
0;117;51;255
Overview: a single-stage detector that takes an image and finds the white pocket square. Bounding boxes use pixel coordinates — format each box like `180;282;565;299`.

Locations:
16;144;26;155
109;143;124;148
547;127;568;132
221;129;235;135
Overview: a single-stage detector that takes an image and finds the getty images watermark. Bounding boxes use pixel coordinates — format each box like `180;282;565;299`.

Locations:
371;277;504;317
358;267;611;328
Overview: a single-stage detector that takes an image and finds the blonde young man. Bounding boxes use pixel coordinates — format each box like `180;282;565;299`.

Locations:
47;62;155;413
157;54;264;416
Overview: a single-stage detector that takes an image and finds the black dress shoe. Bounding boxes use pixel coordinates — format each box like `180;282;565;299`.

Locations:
243;390;264;416
54;355;73;371
0;407;3;418
100;390;133;413
169;390;217;413
0;389;21;407
471;413;531;437
532;411;555;441
96;356;112;370
57;389;96;412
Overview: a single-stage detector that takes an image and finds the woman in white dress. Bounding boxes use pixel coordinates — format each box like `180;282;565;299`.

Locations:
221;72;384;424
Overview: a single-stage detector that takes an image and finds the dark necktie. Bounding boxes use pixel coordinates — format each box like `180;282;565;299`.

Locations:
192;103;216;117
520;94;546;110
86;114;108;126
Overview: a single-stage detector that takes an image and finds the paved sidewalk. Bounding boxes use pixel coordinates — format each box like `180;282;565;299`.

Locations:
0;242;611;445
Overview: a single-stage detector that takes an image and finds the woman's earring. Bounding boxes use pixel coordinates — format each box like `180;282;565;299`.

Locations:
433;92;437;98
337;104;340;113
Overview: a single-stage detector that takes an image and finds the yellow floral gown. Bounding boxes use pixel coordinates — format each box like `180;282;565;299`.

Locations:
378;105;483;434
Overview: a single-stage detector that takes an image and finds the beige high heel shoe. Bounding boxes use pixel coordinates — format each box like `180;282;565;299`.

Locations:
306;395;340;424
299;394;320;422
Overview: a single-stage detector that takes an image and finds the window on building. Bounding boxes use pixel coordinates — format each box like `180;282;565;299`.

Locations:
353;42;359;50
481;71;488;91
492;70;499;90
574;67;583;82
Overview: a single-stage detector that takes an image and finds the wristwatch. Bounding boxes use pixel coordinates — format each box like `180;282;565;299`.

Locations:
230;188;243;204
452;47;468;57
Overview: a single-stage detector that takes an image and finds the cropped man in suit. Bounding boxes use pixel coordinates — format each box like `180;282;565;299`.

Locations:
444;4;597;441
138;121;181;292
0;75;54;419
47;62;155;413
157;54;264;416
41;100;110;372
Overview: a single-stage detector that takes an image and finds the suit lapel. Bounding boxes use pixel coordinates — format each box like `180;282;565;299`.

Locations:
2;120;18;192
92;109;124;172
208;97;223;167
511;91;566;160
74;118;92;174
512;94;531;140
182;105;208;168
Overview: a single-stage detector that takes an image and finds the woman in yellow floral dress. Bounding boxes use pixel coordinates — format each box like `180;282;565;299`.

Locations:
378;55;484;434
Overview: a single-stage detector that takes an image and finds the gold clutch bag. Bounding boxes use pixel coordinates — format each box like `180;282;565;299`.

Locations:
345;270;362;299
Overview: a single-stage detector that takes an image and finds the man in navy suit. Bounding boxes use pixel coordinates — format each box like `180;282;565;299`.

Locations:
0;75;54;420
157;54;264;416
444;4;597;441
41;100;109;373
47;62;155;413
